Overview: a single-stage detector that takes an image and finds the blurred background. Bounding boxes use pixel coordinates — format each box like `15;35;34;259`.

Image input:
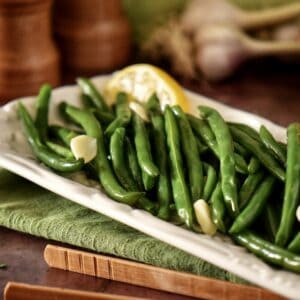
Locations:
0;0;300;124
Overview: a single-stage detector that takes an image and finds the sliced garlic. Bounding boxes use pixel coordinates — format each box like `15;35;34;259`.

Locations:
194;199;217;236
297;206;300;223
70;135;97;163
129;101;149;122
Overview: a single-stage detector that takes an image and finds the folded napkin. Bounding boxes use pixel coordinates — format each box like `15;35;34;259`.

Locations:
0;168;245;284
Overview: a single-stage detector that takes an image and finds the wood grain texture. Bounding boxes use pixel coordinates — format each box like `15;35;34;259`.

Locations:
53;0;131;74
44;244;286;300
0;0;60;103
3;282;145;300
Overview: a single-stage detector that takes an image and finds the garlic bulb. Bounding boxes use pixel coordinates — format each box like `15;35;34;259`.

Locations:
194;24;300;81
194;25;249;80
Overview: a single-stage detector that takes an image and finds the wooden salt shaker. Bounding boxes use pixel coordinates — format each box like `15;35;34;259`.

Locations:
0;0;60;104
54;0;131;76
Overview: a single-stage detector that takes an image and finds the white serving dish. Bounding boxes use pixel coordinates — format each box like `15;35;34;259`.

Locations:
0;74;298;299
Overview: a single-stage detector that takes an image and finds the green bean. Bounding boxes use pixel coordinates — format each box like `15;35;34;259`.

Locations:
229;176;275;234
49;126;79;147
81;93;95;109
125;137;143;190
288;232;300;254
164;106;194;228
230;126;285;181
169;204;185;226
202;162;218;201
259;125;286;165
229;122;261;142
77;77;109;112
248;157;261;174
146;93;160;111
199;106;239;217
110;128;156;214
49;125;98;179
141;171;156;191
58;102;76;124
233;230;300;273
239;171;264;210
210;182;227;233
136;197;157;215
81;93;115;125
92;109;115;125
172;105;203;201
65;104;144;205
35;84;52;141
188;115;218;155
18;103;84;172
45;141;74;159
188;115;248;174
196;139;209;154
132;113;159;190
264;203;280;242
276;123;300;247
65;105;100;137
105;92;131;137
234;142;249;158
148;95;172;220
110;127;138;191
234;154;248;174
279;142;287;155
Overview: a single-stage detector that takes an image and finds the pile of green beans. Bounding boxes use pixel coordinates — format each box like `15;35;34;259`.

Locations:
18;79;300;274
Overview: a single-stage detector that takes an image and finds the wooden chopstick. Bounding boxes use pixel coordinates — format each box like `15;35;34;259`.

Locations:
4;281;145;300
44;244;285;300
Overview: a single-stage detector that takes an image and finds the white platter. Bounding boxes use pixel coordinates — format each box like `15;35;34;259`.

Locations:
0;74;298;299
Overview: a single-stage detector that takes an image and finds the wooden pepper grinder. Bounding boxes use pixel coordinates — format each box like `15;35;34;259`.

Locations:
54;0;131;77
0;0;60;104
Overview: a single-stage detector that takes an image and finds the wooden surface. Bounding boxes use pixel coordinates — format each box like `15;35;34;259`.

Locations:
4;282;144;300
0;61;299;300
44;244;284;300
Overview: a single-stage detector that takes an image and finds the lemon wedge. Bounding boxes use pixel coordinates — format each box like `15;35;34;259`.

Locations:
70;135;97;164
105;64;189;111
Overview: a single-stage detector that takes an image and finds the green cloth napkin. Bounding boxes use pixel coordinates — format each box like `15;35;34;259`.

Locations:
0;168;246;284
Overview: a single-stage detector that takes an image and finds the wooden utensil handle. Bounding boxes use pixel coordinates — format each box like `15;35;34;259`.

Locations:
4;282;145;300
44;244;285;300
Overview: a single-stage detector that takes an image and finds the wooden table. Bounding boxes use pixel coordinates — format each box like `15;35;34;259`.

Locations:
1;61;299;300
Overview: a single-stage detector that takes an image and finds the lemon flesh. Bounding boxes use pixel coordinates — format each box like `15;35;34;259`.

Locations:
105;64;189;111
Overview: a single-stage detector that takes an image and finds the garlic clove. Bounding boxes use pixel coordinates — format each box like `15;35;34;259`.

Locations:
70;135;97;163
194;199;217;236
297;206;300;223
